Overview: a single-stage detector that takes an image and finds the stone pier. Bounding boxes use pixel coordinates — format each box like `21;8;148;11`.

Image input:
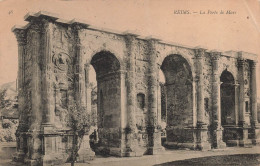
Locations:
210;52;226;149
195;48;211;150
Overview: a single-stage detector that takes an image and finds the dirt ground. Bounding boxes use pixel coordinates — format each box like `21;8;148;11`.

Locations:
155;154;260;166
1;142;260;166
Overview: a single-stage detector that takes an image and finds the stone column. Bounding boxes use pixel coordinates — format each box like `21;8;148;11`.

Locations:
30;24;42;131
234;83;240;125
120;71;127;127
195;48;206;126
75;43;86;108
192;80;197;127
27;24;43;163
41;21;55;128
15;29;26;129
210;52;226;149
84;64;92;114
73;25;95;161
237;58;252;146
12;28;27;162
250;60;260;144
195;48;211;150
147;38;164;154
72;24;87;110
124;34;136;132
123;33;141;156
250;61;258;126
237;58;246;125
157;83;162;126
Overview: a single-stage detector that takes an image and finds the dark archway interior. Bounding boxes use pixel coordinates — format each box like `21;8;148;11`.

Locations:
91;51;120;76
220;70;235;125
99;90;104;127
161;54;193;132
90;51;121;129
88;51;122;151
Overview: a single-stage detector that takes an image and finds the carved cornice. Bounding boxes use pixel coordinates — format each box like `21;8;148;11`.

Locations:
71;23;87;32
12;11;259;63
123;31;139;38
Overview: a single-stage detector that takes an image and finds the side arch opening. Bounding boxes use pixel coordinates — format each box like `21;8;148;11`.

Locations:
160;54;193;146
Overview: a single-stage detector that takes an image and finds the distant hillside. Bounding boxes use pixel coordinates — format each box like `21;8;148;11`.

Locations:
0;81;18;119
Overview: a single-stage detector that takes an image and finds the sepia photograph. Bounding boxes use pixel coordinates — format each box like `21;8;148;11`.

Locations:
0;0;260;165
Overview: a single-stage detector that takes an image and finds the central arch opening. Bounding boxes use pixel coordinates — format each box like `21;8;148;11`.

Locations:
87;51;122;154
160;54;193;145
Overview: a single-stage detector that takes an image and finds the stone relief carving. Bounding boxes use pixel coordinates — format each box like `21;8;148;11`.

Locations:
136;93;147;131
53;52;71;71
243;61;250;98
54;88;68;128
52;52;72;127
135;81;147;91
52;25;72;51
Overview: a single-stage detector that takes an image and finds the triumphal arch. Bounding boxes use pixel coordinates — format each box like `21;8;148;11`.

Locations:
12;11;259;165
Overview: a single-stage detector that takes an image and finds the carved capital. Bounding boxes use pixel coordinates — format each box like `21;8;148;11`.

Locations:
30;21;44;33
70;23;87;46
210;52;221;61
249;60;257;69
124;34;136;52
13;29;27;45
237;58;245;67
147;38;159;46
194;48;206;58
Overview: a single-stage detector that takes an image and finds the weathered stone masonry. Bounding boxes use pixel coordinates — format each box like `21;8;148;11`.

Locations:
12;11;259;165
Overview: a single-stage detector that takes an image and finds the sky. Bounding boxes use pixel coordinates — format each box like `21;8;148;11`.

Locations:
0;0;259;98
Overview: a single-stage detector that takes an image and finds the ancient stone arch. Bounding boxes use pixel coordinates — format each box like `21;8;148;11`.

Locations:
158;49;196;79
161;54;195;149
220;70;236;125
89;51;123;154
85;49;125;70
12;12;259;165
